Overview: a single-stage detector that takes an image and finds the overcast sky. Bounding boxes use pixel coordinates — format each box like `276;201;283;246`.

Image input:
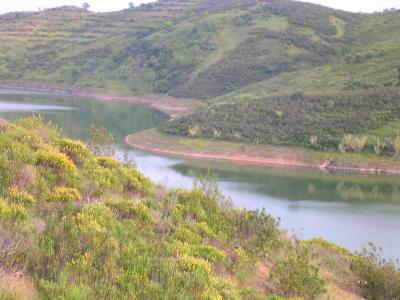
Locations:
0;0;399;14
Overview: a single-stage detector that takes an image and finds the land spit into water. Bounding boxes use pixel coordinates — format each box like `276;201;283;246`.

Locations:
2;81;400;175
126;129;400;175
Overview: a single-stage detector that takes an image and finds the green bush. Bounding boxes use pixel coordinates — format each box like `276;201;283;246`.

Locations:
270;245;326;299
105;200;155;225
123;168;153;195
352;244;400;300
233;208;280;258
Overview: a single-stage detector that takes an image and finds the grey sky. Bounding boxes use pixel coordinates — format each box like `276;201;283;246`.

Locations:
0;0;398;14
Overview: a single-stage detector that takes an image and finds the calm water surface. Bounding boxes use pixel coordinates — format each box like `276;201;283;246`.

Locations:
1;89;399;260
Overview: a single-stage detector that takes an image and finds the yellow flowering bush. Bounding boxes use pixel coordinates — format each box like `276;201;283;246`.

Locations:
194;221;215;239
0;198;27;220
7;123;43;150
68;251;95;276
76;204;116;249
173;241;226;264
36;148;77;178
234;247;250;263
96;157;120;169
178;254;212;278
105;200;155;225
55;138;89;164
191;245;227;264
7;186;36;207
50;187;82;203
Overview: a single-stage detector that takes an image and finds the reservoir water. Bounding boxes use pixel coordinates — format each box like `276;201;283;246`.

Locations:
1;89;399;260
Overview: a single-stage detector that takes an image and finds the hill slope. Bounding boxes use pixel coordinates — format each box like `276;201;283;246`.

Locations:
0;0;360;97
2;117;400;299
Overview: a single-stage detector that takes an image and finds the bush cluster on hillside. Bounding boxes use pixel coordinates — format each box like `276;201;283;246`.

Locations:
162;90;400;154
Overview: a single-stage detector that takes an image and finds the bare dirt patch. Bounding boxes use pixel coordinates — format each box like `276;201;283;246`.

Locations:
0;270;38;300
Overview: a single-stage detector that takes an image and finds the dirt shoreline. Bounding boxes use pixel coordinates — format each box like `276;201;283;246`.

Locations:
125;130;400;175
0;80;200;119
124;135;316;169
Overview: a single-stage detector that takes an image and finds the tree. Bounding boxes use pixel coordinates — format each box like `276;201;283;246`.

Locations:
82;3;90;10
129;2;134;9
87;112;115;156
87;123;114;156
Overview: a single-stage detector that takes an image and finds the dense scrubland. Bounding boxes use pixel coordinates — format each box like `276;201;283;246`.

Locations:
162;90;400;154
1;117;400;299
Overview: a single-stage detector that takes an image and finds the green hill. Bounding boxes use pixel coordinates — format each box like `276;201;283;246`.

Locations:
1;117;399;300
0;0;373;97
1;0;400;151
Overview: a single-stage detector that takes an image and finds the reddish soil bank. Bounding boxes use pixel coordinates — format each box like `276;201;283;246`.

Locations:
125;135;316;169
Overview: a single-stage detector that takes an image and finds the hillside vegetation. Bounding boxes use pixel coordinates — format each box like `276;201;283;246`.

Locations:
1;0;400;152
162;90;400;153
0;0;378;98
1;117;400;299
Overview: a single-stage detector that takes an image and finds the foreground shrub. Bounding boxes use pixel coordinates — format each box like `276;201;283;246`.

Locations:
270;244;326;299
352;244;400;300
233;208;280;258
371;137;386;155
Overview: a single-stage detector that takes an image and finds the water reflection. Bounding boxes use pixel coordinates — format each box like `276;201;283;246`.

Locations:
171;160;400;204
